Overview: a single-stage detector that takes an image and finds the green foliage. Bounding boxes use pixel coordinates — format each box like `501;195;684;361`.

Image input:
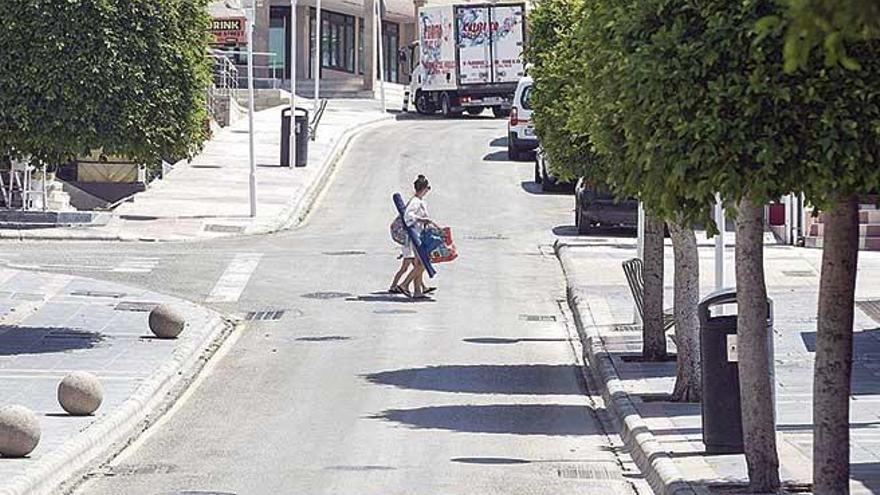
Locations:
761;0;880;72
525;0;596;183
527;0;880;228
0;0;212;169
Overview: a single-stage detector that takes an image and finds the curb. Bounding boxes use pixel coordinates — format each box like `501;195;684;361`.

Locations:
264;113;394;234
0;113;395;244
554;241;697;495
0;297;235;495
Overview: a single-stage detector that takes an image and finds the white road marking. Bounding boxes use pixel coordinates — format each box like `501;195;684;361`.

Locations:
206;253;263;303
112;257;161;273
3;256;160;274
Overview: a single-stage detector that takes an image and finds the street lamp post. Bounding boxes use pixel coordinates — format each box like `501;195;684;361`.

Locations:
290;0;298;167
246;2;257;217
314;0;321;110
714;194;724;290
375;0;386;113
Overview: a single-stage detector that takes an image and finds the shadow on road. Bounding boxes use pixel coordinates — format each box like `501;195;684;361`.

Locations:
483;150;511;162
0;327;105;356
364;364;584;395
490;137;508;148
553;225;637;239
347;295;435;303
371;404;601;436
520;181;574;196
463;337;571;345
395;113;498;122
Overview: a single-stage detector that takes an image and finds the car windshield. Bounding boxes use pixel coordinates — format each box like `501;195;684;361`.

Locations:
521;85;532;110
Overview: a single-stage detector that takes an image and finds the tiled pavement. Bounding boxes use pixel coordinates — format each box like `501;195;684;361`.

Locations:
0;98;391;242
560;236;880;493
0;268;225;492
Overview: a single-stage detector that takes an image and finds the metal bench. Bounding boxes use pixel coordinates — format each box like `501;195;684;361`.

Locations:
622;258;676;332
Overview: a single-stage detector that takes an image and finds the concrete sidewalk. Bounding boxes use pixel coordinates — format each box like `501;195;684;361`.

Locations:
556;237;880;495
0;99;391;242
0;268;231;495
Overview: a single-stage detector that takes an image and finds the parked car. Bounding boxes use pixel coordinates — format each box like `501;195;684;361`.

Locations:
507;76;538;160
575;178;638;234
534;149;573;192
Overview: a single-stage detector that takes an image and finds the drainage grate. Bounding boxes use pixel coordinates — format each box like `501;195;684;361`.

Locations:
204;224;245;233
557;464;621;480
857;299;880;324
115;301;160;312
519;314;557;322
295;336;351;342
107;463;177;476
245;310;285;321
322;250;366;256
465;234;509;241
782;270;816;277
374;309;417;314
70;290;126;298
611;323;641;332
301;291;353;300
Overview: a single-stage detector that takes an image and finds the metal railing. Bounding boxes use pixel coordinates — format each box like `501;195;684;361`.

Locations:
206;51;241;123
211;50;284;89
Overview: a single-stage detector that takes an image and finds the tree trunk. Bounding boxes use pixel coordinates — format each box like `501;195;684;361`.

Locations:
735;197;780;492
668;218;701;402
814;194;859;495
643;213;667;360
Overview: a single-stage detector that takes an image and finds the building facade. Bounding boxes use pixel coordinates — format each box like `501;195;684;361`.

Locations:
209;0;418;91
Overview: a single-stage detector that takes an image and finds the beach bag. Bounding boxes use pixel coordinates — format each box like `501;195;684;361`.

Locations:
420;225;445;253
428;227;458;263
390;216;407;245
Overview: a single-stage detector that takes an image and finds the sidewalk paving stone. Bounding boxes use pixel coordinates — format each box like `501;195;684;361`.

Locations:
558;237;880;494
0;268;230;495
0;99;391;242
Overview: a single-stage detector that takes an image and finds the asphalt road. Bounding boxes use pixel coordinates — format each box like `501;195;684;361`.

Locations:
0;115;647;494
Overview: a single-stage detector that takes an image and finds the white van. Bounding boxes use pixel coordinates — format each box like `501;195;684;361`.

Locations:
507;76;537;160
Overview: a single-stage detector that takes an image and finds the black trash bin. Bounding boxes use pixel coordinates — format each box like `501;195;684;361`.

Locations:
698;288;774;454
281;107;309;167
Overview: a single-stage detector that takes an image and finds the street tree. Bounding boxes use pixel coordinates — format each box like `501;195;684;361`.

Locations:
756;17;880;493
563;0;833;489
527;0;669;362
770;0;880;71
0;0;212;172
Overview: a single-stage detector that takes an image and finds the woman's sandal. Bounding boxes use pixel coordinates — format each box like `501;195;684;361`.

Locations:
388;286;402;294
397;286;412;298
424;287;437;294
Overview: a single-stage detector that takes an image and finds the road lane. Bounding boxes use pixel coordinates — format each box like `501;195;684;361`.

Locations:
5;116;644;494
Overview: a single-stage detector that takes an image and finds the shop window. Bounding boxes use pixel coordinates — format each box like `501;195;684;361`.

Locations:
310;9;356;74
382;21;399;83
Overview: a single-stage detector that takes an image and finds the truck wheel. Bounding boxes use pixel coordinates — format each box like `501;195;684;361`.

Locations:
492;107;510;118
441;93;455;118
466;107;484;115
415;93;435;115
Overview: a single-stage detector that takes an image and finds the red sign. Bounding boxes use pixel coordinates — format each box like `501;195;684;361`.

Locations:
210;17;247;45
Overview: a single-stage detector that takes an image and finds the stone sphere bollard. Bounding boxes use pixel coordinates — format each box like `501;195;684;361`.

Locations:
58;371;103;416
0;405;41;457
149;304;186;339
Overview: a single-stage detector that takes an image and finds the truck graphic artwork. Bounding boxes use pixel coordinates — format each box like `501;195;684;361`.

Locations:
408;3;524;116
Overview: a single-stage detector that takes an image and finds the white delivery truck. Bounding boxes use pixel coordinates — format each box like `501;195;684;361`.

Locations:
403;2;526;118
